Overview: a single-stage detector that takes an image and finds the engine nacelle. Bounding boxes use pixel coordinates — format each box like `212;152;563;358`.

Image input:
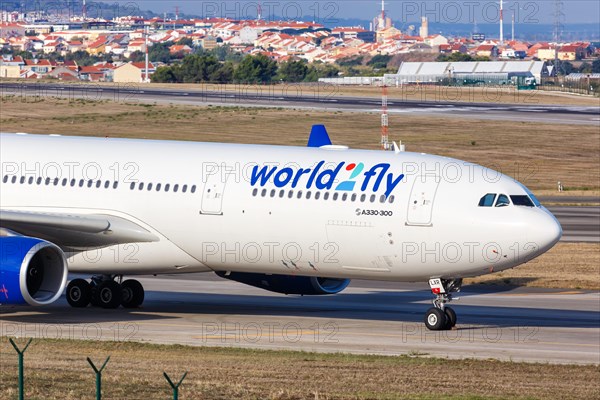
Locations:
215;272;350;295
0;237;68;306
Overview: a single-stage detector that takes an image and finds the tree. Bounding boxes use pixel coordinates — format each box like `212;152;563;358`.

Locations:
149;42;173;63
233;54;278;83
278;60;308;82
313;63;340;78
367;54;392;69
592;59;600;73
337;56;363;67
128;51;145;63
151;66;179;83
209;61;235;83
437;53;473;62
176;37;194;47
579;62;592;74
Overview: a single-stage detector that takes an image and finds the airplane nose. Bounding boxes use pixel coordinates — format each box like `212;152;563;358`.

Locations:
530;208;562;253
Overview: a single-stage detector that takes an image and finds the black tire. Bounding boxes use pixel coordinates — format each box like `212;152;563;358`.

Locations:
444;307;457;329
93;280;122;309
424;307;447;331
121;279;145;308
90;280;101;307
66;279;91;308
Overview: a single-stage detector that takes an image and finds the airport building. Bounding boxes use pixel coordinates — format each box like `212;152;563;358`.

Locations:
385;60;550;86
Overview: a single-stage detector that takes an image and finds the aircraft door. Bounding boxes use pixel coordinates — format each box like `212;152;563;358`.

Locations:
406;175;440;226
201;165;229;215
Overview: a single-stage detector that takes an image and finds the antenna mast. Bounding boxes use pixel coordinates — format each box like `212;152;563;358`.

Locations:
381;83;389;150
499;0;504;44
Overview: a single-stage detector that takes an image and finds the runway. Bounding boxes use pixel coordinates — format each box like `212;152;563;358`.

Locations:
2;82;599;125
1;277;598;365
546;206;600;242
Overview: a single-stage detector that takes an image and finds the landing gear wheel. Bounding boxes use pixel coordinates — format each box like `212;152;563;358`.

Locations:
93;280;122;309
424;307;448;331
66;279;91;308
444;306;457;329
121;280;144;308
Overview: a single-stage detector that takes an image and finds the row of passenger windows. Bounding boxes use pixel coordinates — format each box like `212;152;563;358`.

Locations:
252;188;396;204
2;175;197;194
129;182;197;193
3;174;120;189
479;193;535;207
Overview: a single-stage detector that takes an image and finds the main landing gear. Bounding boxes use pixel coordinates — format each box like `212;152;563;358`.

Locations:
424;278;462;331
66;276;145;309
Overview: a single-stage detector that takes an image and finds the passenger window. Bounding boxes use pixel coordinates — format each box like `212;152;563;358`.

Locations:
389;195;395;203
351;194;357;202
182;185;188;193
252;188;258;197
165;184;171;192
191;185;197;193
315;192;321;200
324;192;330;200
306;191;312;199
261;189;267;197
2;175;7;183
360;194;366;202
478;193;496;207
495;194;510;207
173;184;179;193
147;183;153;191
279;190;285;198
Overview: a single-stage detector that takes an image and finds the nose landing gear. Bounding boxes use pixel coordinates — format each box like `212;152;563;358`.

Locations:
424;278;462;331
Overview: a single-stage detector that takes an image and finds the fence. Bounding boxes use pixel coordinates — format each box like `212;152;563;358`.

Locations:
4;338;187;400
538;76;600;96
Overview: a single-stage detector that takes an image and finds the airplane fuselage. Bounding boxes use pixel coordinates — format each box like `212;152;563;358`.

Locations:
1;133;561;282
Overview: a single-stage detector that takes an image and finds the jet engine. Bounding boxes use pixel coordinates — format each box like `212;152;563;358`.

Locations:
0;237;68;306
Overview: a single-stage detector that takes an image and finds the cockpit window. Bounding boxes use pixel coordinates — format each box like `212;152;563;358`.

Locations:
478;193;497;207
495;194;510;207
528;192;541;207
511;195;535;207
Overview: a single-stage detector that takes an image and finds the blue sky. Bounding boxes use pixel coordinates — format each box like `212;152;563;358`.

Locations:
128;1;600;24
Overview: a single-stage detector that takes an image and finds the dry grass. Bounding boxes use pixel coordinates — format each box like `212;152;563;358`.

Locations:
1;96;599;192
465;243;600;289
0;338;599;399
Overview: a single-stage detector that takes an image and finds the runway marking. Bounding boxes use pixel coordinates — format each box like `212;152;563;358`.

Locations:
501;291;585;296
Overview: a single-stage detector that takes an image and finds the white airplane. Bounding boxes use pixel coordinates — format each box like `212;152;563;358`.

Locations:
0;126;561;331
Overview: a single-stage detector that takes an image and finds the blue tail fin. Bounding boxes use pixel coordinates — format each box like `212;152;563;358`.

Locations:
307;125;332;148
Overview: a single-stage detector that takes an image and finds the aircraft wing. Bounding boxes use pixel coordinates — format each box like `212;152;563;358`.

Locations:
0;210;159;251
